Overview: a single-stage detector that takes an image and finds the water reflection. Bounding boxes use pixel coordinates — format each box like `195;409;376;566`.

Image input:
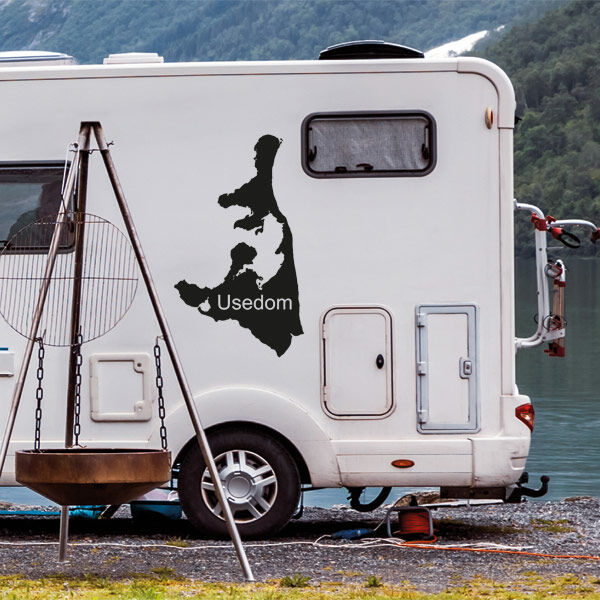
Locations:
516;257;600;499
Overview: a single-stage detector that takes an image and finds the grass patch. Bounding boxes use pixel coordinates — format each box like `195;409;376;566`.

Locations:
164;537;190;548
1;573;600;599
82;573;111;588
150;567;184;581
365;575;383;588
531;518;576;533
280;574;311;588
435;517;525;537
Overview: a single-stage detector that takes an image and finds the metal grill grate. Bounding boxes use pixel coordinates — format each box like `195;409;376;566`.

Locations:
0;212;139;346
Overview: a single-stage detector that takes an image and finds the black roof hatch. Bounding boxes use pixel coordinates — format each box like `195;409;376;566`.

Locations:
319;40;424;60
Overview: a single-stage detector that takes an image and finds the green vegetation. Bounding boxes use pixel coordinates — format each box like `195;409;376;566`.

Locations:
0;0;589;258
0;573;600;599
365;575;383;588
164;537;189;547
437;516;577;536
280;573;312;588
435;517;525;536
150;566;182;581
531;517;576;533
0;0;563;65
335;570;363;577
476;0;600;255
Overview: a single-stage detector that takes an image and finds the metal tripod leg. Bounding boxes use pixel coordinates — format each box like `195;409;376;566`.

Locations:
0;127;86;480
59;124;92;564
91;122;255;582
58;506;70;562
0;124;89;564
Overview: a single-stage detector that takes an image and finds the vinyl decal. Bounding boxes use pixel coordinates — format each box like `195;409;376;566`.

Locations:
175;135;303;356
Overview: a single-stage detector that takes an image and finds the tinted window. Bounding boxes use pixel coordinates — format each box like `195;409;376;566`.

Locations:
0;163;73;252
303;112;435;178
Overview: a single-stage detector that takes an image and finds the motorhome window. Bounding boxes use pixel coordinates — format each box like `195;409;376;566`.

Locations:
303;112;435;177
0;163;73;253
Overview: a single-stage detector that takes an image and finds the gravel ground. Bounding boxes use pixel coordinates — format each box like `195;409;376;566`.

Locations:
0;496;598;592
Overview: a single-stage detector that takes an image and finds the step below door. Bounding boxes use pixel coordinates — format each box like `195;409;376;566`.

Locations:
322;307;393;418
416;304;479;433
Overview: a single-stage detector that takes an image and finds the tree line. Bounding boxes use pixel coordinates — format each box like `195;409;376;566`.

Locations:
476;0;600;255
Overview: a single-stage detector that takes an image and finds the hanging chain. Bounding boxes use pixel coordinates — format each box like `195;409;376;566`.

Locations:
73;330;83;446
154;338;168;450
33;338;45;452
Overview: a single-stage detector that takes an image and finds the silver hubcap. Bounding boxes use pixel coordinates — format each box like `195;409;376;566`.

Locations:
201;449;278;523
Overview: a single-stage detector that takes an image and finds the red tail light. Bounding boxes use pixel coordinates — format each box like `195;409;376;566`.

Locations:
516;403;535;431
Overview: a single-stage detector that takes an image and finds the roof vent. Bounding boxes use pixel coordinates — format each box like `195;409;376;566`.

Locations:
319;40;424;60
103;52;164;65
0;51;76;67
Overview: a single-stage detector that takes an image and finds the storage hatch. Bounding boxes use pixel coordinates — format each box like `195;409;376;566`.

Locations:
416;304;479;432
90;353;153;422
322;307;393;417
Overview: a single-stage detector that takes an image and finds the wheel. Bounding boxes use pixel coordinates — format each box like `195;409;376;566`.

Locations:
178;427;301;538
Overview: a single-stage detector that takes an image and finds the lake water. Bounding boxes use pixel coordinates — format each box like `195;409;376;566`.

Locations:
0;257;597;508
513;256;600;500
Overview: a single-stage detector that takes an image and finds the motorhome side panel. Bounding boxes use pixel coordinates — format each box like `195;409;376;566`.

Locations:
0;62;527;492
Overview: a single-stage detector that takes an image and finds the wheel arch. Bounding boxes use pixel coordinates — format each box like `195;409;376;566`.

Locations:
166;387;339;487
174;420;311;484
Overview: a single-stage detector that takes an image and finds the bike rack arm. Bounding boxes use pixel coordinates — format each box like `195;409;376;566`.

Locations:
552;219;600;237
514;201;600;352
514;200;550;349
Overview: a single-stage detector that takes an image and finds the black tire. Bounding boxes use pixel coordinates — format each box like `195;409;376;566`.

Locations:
178;427;301;538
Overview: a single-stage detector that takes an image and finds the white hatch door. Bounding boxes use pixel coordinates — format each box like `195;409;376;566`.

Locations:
416;304;479;432
322;307;393;417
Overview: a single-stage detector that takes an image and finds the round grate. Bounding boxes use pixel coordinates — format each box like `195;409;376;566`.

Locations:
0;212;139;346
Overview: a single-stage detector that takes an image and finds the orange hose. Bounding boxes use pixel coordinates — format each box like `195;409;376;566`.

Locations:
395;540;600;561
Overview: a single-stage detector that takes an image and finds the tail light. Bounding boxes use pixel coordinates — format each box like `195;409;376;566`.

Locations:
516;403;535;431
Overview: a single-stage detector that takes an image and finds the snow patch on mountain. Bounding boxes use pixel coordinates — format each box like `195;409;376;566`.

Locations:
425;27;504;58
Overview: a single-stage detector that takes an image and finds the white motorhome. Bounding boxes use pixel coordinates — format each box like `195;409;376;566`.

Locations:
0;42;578;537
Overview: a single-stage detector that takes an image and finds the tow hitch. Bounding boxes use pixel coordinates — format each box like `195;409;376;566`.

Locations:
507;472;550;503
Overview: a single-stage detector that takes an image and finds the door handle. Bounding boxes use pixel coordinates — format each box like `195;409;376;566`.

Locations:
459;357;473;378
376;354;384;369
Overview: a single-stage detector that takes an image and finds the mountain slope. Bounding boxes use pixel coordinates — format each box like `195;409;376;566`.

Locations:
476;0;600;255
0;0;565;64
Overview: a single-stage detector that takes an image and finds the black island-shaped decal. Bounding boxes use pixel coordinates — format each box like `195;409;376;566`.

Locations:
175;135;303;356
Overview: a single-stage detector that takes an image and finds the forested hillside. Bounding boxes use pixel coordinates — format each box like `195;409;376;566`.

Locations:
0;0;593;255
477;0;600;255
0;0;562;64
